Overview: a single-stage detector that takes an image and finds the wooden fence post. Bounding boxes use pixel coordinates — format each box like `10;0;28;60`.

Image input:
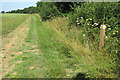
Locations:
99;24;106;52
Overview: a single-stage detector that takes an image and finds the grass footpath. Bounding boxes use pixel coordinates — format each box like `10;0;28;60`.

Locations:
2;15;31;77
5;14;118;78
4;15;44;78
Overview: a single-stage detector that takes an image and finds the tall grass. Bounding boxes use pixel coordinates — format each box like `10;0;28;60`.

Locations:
36;16;118;78
1;14;29;36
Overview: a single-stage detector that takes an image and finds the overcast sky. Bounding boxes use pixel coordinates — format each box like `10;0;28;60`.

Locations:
0;1;38;12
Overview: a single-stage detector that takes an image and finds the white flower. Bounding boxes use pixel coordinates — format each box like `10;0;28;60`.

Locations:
80;17;83;19
116;31;118;33
113;33;115;34
87;23;90;25
75;20;79;22
105;36;108;39
92;25;94;26
100;25;106;29
94;23;99;26
77;23;80;25
83;34;85;36
108;28;111;30
89;18;92;20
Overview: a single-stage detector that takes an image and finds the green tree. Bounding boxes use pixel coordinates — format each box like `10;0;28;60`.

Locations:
1;11;5;13
36;2;60;20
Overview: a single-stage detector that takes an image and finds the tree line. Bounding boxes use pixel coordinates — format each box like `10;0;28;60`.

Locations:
1;6;38;14
1;2;79;15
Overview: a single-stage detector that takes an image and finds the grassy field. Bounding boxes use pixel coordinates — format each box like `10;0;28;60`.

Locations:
1;14;29;36
2;14;119;78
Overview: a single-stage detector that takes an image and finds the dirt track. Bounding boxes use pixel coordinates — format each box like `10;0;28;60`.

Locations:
2;17;31;77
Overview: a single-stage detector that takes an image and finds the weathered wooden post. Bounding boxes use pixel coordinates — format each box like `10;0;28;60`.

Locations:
99;24;106;52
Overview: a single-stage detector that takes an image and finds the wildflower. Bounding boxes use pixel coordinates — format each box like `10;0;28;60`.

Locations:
108;28;111;30
116;31;118;33
92;25;94;26
89;18;92;20
94;23;99;26
75;20;79;22
77;23;80;25
83;34;85;37
86;19;89;21
113;33;115;34
105;36;108;39
86;18;92;21
100;25;106;29
80;17;83;19
87;23;90;25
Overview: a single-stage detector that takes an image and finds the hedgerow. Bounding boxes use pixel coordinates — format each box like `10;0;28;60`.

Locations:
36;2;119;54
68;2;119;54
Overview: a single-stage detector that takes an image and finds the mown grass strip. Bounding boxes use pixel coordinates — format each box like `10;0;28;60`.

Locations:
5;15;45;78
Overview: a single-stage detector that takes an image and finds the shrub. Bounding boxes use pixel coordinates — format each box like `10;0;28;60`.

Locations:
36;2;60;21
36;2;76;21
68;2;119;54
